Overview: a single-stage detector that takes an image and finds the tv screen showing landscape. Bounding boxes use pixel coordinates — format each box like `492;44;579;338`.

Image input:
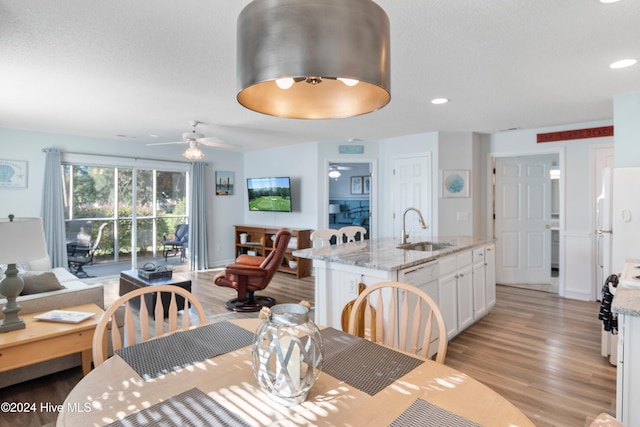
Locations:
247;177;292;212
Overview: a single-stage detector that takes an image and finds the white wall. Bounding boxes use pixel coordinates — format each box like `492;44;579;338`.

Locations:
243;142;320;231
437;132;475;236
614;92;640;168
612;92;640;279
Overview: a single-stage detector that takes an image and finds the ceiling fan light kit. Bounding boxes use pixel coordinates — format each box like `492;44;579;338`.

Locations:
182;141;205;160
236;0;391;119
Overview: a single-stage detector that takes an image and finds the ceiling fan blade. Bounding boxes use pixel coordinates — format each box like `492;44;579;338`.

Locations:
146;141;188;146
198;137;241;150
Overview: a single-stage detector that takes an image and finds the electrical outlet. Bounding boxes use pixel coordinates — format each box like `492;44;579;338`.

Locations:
349;279;358;295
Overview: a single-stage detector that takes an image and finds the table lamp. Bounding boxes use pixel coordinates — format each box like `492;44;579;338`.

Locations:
329;204;341;222
0;215;48;332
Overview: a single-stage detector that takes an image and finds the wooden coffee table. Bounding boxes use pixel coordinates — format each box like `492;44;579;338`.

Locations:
0;303;104;376
119;269;192;316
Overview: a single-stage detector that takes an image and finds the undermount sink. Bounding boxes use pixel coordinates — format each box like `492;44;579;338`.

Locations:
397;241;454;252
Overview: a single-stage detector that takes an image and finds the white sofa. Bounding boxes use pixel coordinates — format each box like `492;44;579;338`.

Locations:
0;257;105;388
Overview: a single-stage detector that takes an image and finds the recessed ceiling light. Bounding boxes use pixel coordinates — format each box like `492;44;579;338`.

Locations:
610;59;637;69
431;98;449;105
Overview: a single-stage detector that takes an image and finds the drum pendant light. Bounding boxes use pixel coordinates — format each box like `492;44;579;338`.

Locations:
236;0;390;119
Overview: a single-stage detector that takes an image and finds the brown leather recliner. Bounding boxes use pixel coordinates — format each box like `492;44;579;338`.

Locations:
214;229;292;312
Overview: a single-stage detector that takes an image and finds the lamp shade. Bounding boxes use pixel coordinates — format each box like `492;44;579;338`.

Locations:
237;0;391;119
329;204;341;214
0;217;47;264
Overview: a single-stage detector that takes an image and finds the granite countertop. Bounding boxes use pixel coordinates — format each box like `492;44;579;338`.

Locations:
293;236;493;271
612;260;640;317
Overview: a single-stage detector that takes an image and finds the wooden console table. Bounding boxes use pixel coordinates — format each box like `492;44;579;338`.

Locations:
0;303;104;376
234;225;311;278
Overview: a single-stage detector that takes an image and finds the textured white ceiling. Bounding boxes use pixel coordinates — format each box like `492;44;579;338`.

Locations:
1;0;639;153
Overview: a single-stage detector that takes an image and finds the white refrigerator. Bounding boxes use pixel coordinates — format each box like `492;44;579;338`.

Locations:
596;168;613;294
611;167;640;427
597;168;616;364
612;167;640;274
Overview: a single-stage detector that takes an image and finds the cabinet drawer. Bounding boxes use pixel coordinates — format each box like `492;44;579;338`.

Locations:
400;262;438;285
473;247;485;263
439;255;457;277
457;251;472;267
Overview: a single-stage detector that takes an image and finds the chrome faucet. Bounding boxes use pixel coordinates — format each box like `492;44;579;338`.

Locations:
401;207;428;244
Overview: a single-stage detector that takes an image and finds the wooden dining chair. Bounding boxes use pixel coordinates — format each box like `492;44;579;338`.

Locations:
338;225;367;243
92;284;207;367
589;413;624;427
348;281;448;363
341;282;376;338
310;229;340;247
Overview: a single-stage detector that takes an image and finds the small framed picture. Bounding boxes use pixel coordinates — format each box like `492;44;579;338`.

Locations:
441;170;470;198
215;171;234;195
363;176;371;194
0;159;28;188
350;176;363;194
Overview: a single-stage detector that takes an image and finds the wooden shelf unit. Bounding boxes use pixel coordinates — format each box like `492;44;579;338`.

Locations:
234;225;312;278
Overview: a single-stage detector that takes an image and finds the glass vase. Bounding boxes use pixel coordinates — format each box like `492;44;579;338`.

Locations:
252;303;323;406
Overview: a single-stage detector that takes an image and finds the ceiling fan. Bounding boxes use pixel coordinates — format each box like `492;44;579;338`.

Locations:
328;162;354;179
146;120;238;159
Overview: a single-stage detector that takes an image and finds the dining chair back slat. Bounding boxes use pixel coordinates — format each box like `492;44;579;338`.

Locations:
348;281;448;363
92;284;207;367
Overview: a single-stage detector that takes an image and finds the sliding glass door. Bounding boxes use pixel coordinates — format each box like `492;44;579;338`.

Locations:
62;163;188;271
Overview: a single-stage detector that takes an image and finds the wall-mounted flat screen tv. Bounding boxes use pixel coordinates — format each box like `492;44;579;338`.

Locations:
247;177;292;212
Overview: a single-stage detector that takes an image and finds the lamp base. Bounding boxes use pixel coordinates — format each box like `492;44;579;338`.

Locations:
0;263;26;333
0;318;26;333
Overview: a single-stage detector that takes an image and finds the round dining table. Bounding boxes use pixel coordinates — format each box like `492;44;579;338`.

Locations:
57;318;534;426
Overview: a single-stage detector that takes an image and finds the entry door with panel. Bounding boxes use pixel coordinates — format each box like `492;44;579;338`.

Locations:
494;156;553;285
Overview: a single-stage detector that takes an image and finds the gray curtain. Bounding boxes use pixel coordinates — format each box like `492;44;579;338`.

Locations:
188;162;209;270
41;148;68;268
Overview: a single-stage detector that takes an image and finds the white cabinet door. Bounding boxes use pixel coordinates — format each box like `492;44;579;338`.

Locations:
438;273;458;339
485;244;496;310
618;314;640;426
472;247;487;320
457;265;474;331
473;262;487;320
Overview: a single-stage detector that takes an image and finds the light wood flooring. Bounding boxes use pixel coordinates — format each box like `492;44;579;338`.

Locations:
0;272;616;427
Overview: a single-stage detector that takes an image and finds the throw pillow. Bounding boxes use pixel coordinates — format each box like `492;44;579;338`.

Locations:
18;271;65;295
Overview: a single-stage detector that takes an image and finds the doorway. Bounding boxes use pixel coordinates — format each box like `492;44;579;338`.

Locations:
493;153;560;294
327;162;372;238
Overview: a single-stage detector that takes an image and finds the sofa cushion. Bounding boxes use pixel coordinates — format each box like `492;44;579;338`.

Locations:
19;271;66;295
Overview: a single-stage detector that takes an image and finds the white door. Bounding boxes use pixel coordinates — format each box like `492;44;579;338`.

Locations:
495;155;553;284
594;146;614;298
393;155;432;241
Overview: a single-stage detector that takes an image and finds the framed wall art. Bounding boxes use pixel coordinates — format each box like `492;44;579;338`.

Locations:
350;176;363;194
363;176;371;194
215;170;234;195
0;159;28;188
441;169;469;198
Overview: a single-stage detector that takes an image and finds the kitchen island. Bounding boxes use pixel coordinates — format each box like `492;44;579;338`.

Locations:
293;236;495;340
612;260;640;426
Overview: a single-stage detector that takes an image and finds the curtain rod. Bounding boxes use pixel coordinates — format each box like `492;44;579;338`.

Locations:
40;149;206;165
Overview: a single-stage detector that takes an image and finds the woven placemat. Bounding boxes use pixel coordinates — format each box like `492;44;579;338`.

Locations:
389;398;483;427
106;387;252;427
116;321;255;380
320;329;424;396
319;327;364;359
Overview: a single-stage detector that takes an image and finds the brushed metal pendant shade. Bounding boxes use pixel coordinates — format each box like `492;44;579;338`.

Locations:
236;0;391;119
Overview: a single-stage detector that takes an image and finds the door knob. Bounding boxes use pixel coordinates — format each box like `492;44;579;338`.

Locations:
545;224;551;229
